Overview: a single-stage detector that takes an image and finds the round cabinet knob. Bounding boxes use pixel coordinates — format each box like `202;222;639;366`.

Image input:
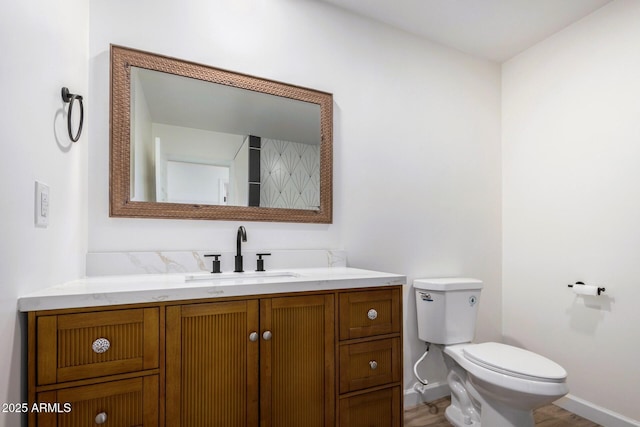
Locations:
369;360;378;370
367;309;378;320
262;330;272;341
249;332;259;342
95;411;107;424
92;338;110;354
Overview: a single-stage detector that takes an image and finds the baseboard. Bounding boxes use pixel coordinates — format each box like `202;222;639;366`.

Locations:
403;381;450;409
404;387;640;426
404;383;640;426
555;394;640;427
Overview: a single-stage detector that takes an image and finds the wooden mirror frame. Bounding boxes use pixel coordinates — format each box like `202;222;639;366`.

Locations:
110;45;333;223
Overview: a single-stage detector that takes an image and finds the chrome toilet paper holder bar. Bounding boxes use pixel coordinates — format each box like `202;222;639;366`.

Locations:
567;281;606;295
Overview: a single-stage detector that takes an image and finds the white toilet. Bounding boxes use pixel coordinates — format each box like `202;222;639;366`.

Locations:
414;278;569;427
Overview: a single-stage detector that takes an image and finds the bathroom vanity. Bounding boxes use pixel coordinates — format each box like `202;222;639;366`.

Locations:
20;267;404;427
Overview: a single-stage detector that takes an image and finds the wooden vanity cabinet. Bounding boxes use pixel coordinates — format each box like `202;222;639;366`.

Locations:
165;293;335;427
36;308;159;385
36;376;158;427
27;285;402;427
28;307;161;427
337;288;403;427
165;300;259;426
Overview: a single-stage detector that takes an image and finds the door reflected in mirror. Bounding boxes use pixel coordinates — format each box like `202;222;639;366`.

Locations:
162;161;230;205
111;45;332;222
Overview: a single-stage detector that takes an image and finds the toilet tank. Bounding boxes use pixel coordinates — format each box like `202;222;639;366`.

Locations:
414;278;483;345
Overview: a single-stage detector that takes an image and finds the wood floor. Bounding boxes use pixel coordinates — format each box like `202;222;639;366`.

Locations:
404;397;601;426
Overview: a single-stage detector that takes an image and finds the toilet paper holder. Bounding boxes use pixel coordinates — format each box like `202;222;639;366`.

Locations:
567;281;606;295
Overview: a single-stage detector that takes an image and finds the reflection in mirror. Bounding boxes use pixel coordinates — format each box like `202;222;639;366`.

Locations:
130;67;321;209
110;45;332;222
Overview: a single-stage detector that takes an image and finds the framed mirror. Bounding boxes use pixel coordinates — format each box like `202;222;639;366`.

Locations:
110;45;333;223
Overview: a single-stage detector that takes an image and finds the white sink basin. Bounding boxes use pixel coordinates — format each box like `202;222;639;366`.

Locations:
185;271;300;282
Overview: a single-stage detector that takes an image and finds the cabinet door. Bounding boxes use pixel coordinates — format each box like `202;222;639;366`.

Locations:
36;376;158;427
166;300;260;427
339;289;400;340
260;294;335;427
339;387;401;427
339;337;401;393
37;308;159;385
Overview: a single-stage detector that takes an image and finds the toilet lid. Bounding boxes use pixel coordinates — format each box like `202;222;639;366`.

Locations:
463;342;567;382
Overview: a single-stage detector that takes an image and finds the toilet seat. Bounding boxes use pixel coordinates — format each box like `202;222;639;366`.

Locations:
463;342;566;383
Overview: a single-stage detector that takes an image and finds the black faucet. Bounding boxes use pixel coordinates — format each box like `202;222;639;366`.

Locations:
234;226;247;272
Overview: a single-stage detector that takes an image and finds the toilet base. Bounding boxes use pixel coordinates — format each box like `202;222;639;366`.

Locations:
445;404;480;427
445;400;535;427
477;397;535;427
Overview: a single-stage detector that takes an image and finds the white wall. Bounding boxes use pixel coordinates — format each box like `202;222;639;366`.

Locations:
88;0;502;391
89;0;343;253
0;0;88;425
503;0;640;421
332;20;503;390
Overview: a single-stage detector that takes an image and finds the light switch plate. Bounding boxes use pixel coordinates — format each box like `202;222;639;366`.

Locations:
35;181;49;227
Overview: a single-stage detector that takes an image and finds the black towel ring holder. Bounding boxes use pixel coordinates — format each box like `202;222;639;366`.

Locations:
61;87;84;142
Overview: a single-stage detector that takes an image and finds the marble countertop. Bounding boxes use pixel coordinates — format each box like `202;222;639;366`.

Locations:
18;267;406;312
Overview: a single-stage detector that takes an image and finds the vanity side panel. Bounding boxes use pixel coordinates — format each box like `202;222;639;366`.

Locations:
164;306;181;425
28;311;37;427
36;316;58;385
143;308;159;370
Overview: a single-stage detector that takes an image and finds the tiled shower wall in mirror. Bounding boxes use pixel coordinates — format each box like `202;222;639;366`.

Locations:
257;138;320;210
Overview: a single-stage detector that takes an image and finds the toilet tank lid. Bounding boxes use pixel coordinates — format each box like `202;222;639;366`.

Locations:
414;277;483;291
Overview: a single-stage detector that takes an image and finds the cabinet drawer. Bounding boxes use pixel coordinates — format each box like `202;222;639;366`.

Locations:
36;375;158;426
339;338;400;393
37;308;159;385
339;386;401;427
339;289;400;340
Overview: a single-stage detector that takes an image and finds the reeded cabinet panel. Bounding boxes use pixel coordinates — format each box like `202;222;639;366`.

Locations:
37;308;159;385
260;294;335;427
36;375;158;427
166;295;335;427
166;300;260;427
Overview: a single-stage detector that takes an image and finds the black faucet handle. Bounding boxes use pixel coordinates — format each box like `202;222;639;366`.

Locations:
256;253;271;272
204;254;222;273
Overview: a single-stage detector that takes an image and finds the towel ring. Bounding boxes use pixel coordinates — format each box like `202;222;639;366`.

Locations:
61;87;84;142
